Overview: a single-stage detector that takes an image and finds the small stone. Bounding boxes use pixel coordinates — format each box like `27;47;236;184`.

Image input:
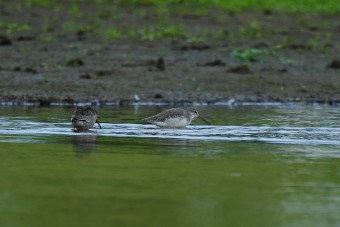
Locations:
156;57;165;71
190;42;210;50
201;59;226;66
227;65;250;74
154;93;163;99
16;36;35;41
24;67;37;74
0;35;12;46
327;60;340;69
66;58;84;67
146;57;165;71
263;9;272;15
96;70;111;77
79;73;92;79
278;68;288;73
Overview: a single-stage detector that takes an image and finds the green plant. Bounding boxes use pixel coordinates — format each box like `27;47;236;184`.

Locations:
186;75;197;82
69;3;82;18
212;28;231;41
103;27;123;39
307;32;333;51
231;48;261;61
139;26;157;40
187;36;206;45
40;33;54;42
279;57;296;65
161;25;186;38
25;0;60;8
231;48;274;62
1;21;30;35
40;62;49;69
239;21;265;39
22;0;340;13
62;21;95;34
139;24;186;40
275;36;293;49
61;21;78;32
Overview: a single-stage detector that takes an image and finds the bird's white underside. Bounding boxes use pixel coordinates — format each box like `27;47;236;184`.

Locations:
154;117;191;128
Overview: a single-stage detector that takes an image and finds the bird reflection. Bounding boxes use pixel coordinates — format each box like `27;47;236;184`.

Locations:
71;134;97;153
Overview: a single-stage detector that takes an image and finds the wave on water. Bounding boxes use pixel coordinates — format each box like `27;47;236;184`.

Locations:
0;117;339;146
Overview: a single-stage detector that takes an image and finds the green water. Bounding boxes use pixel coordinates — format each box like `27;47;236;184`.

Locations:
0;105;340;227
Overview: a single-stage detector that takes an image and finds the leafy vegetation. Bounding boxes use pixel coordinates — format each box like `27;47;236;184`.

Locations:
239;21;265;39
217;0;339;12
10;0;338;13
139;24;186;40
0;21;30;34
1;0;337;63
231;48;275;62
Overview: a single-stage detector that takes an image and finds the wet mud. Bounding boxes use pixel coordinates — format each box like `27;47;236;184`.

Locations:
0;2;339;105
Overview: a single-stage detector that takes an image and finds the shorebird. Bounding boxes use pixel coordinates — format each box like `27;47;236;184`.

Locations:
142;107;210;128
71;106;102;131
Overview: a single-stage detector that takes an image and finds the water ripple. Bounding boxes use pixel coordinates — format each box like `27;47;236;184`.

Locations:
0;117;339;145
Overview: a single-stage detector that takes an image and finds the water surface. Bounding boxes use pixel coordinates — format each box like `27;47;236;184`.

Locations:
0;105;339;227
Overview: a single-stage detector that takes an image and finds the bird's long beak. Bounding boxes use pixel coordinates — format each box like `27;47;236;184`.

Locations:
197;115;210;125
96;120;102;129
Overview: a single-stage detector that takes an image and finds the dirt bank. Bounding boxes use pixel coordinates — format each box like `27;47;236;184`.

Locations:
0;2;339;105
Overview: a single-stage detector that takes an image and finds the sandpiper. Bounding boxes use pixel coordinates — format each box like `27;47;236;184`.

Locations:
71;106;102;131
142;107;210;128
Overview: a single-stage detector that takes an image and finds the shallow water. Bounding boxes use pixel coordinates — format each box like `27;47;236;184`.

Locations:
0;105;340;227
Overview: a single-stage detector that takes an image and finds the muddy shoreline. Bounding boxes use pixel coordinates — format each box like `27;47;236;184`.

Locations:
1;2;339;106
